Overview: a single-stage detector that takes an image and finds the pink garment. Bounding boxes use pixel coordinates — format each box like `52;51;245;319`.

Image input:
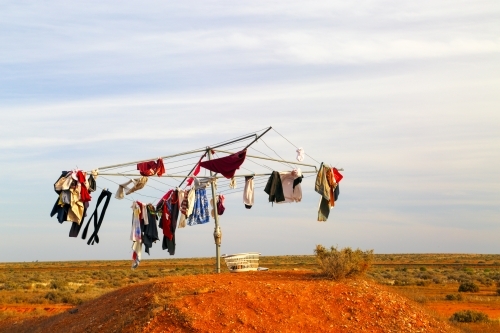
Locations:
199;150;247;179
278;172;302;203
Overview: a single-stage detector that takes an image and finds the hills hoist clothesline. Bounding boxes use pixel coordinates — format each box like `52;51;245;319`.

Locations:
50;126;344;273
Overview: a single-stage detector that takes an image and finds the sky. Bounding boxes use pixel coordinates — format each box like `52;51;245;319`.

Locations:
0;1;499;263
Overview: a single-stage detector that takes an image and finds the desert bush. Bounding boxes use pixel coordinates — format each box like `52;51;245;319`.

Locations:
432;277;443;284
44;291;83;304
416;279;432;287
314;245;373;280
95;281;110;288
445;294;463;301
75;285;92;294
496;289;500;296
50;279;68;290
450;310;489;323
458;282;479;292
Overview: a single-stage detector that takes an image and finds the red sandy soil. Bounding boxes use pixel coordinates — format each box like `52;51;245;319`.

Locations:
0;304;72;314
0;271;457;333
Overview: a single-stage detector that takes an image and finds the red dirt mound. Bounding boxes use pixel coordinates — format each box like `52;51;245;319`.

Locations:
0;271;456;333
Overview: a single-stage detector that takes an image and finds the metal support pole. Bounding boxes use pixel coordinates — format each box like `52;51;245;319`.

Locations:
208;149;222;273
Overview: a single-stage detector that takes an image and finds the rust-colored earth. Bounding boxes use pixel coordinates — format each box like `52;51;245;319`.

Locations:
0;271;456;333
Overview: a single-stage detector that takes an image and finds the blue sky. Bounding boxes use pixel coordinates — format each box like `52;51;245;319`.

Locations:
0;1;499;262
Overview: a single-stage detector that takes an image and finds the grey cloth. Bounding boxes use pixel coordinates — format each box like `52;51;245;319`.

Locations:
315;163;331;222
61;190;71;205
318;196;330;222
314;163;331;201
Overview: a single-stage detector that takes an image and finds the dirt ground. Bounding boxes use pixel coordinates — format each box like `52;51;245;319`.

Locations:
0;271;455;333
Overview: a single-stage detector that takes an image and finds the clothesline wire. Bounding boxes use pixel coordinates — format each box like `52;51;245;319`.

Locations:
249;145;294;170
218;184;267;196
258;138;295;169
244;157;274;171
147;176;178;190
271;128;322;165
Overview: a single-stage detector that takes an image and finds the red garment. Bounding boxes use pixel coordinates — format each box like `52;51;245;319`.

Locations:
333;168;343;183
161;201;173;240
76;171;86;184
80;186;92;203
161;189;173;202
187;163;201;186
76;171;92;203
137;202;145;226
137;159;166;177
199;150;247;179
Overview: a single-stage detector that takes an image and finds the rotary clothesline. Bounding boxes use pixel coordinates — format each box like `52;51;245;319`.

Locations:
50;126;344;273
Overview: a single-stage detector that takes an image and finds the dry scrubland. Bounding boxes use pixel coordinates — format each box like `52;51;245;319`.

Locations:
1;254;500;332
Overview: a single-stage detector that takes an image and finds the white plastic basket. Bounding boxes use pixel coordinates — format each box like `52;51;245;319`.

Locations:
221;252;261;273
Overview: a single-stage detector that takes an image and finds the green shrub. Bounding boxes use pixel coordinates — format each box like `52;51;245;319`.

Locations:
458;282;479;292
450;310;489;323
419;267;427;271
314;245;373;280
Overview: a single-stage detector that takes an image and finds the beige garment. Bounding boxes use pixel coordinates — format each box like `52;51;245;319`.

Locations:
67;187;84;224
243;177;254;207
229;177;237;189
177;190;185;209
54;174;69;191
54;174;73;192
186;187;196;216
177;190;187;228
178;214;187;228
115;177;148;199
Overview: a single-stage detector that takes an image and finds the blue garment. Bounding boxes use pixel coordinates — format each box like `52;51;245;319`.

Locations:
187;188;210;226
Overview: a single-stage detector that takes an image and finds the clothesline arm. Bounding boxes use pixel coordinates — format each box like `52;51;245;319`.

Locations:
86;133;260;173
212;149;319;172
97;170;327;178
242;126;272;150
86;148;208;173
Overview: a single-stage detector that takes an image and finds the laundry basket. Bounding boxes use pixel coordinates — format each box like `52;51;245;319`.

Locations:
221;252;261;273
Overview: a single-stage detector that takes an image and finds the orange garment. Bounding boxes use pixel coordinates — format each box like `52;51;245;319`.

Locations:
325;167;336;208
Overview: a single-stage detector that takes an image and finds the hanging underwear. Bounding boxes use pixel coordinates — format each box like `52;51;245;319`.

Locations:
81;189;112;245
199;150;247;179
